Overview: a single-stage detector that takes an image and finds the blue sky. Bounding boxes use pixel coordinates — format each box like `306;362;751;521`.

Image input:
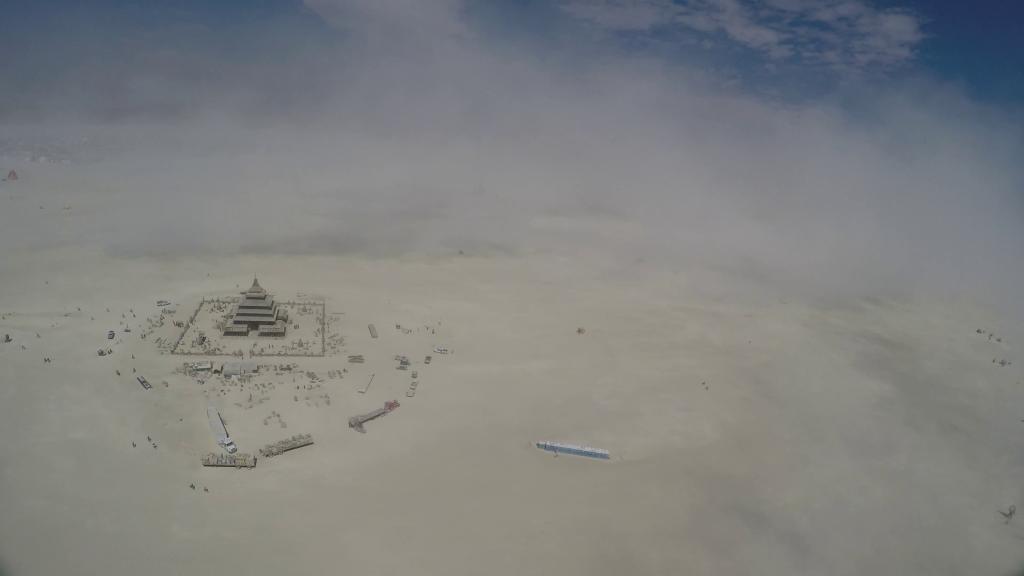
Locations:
1;0;1021;120
901;0;1024;103
545;0;1023;103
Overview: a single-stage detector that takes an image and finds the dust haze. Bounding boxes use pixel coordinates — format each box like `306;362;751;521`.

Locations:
1;1;1022;575
3;1;1021;308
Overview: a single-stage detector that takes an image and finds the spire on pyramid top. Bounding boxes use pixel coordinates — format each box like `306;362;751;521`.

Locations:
247;276;265;294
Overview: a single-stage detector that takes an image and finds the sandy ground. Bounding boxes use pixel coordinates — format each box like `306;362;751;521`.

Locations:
1;170;1023;575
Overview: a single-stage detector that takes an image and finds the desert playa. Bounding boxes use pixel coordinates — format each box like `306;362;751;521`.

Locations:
0;160;1022;574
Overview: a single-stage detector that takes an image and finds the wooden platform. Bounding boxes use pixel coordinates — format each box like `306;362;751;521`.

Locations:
201;453;257;468
259;434;314;458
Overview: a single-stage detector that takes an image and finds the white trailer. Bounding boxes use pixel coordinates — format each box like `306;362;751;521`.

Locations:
536;441;610;460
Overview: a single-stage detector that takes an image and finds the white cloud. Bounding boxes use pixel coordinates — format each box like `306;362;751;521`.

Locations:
303;0;470;46
560;0;925;71
561;0;677;31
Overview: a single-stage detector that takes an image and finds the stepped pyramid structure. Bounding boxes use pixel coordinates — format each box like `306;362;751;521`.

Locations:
223;277;288;337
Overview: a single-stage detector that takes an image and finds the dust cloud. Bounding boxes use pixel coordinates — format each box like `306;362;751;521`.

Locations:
2;2;1020;316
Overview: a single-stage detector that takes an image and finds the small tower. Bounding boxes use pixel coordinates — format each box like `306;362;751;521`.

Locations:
246;276;264;295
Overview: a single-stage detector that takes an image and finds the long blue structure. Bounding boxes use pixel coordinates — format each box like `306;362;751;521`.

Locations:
536;441;610;460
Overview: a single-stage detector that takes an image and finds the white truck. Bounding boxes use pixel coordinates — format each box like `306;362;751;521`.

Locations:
207;405;237;454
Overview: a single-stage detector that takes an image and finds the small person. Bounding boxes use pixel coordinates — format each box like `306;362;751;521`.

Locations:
1001;505;1016;524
